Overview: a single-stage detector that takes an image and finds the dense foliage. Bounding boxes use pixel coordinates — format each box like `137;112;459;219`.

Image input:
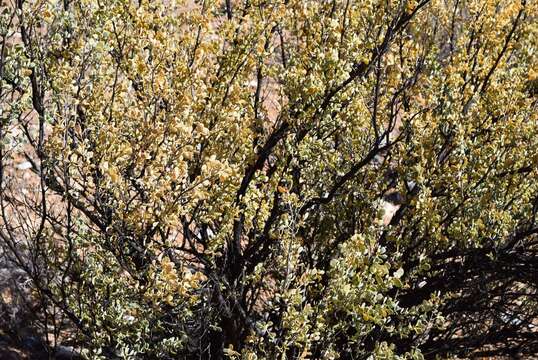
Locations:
1;0;537;358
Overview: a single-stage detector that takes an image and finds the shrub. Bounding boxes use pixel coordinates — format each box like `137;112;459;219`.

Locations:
1;0;537;358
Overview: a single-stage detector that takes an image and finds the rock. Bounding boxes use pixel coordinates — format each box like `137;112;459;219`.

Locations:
21;335;46;352
0;349;22;360
54;345;81;360
16;162;32;170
